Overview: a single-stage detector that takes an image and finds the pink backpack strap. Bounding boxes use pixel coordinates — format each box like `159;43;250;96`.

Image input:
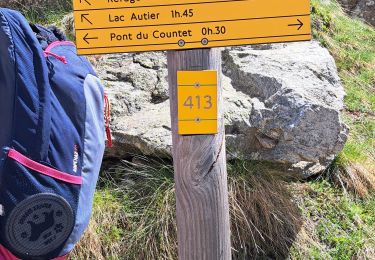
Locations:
0;244;68;260
0;244;15;260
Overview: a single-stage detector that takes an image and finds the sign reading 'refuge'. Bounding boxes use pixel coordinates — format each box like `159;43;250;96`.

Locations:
73;0;311;55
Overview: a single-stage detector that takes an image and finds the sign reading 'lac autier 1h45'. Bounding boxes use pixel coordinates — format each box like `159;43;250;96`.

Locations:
73;0;311;55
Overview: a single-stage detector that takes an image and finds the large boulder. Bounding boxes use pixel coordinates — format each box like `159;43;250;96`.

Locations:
222;42;348;177
95;41;348;178
339;0;375;26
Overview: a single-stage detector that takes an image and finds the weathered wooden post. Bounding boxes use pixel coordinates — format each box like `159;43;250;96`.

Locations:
167;48;231;260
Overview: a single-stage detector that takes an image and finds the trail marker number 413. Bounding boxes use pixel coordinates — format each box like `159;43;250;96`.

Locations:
183;95;213;110
177;71;218;135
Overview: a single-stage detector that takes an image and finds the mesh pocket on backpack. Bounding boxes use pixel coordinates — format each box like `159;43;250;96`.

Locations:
0;148;81;260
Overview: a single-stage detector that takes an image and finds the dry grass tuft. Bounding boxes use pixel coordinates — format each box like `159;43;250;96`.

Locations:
228;162;302;259
72;156;177;260
71;219;106;260
71;189;127;259
71;158;375;259
61;13;75;39
330;162;375;198
288;183;330;259
71;159;303;259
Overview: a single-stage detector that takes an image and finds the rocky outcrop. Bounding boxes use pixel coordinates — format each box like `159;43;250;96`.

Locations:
95;41;348;178
339;0;375;26
222;42;348;177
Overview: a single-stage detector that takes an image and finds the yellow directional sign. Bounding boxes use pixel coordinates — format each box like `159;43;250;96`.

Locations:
177;71;217;135
73;0;311;54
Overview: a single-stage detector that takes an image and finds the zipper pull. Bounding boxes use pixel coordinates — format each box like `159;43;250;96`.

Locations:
43;51;68;64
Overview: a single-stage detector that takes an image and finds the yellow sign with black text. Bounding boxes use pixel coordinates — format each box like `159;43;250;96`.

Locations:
177;71;217;135
73;0;311;54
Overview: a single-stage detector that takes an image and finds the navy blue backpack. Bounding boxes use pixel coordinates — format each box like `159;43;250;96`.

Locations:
0;8;108;259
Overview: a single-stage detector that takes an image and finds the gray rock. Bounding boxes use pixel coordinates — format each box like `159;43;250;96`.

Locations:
222;42;348;177
353;0;375;26
61;13;74;37
339;0;375;26
96;41;348;178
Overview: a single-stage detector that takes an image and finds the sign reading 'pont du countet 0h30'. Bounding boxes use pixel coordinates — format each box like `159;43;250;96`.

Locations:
73;0;311;55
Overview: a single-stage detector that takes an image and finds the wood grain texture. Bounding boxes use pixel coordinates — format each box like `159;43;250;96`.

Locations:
167;49;231;260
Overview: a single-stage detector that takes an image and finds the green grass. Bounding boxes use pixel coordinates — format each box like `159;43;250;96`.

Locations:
340;115;374;164
7;0;72;25
311;0;375;170
73;159;375;259
72;157;178;259
25;9;72;25
291;180;375;259
93;190;124;243
72;159;303;259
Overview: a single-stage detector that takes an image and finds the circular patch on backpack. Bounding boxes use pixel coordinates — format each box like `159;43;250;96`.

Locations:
4;193;74;258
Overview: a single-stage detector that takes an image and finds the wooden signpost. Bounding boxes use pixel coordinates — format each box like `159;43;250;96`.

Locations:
73;0;311;259
168;49;230;259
